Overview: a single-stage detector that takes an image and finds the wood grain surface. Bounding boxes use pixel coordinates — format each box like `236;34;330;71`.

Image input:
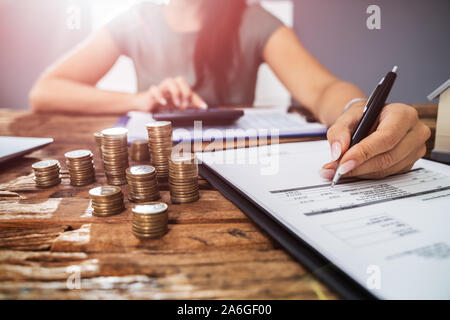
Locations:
0;106;436;300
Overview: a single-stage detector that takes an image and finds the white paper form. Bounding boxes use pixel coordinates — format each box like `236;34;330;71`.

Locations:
198;140;450;299
124;107;326;142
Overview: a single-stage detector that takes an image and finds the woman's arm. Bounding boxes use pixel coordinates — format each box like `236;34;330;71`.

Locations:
29;28;145;114
262;26;366;126
263;26;430;180
29;28;207;114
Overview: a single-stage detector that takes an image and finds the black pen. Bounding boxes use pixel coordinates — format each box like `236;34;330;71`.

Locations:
331;66;398;187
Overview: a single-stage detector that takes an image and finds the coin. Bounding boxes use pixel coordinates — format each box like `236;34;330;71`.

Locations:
91;198;124;206
33;168;61;177
94;132;103;159
32;160;60;171
168;153;199;204
126;165;154;175
64;149;92;159
32;160;61;188
126;165;160;203
146;121;172;179
130;140;150;162
33;177;62;188
101;127;129;185
131;202;168;239
89;186;121;197
65;149;95;186
89;186;125;217
102;127;128;136
132;228;167;239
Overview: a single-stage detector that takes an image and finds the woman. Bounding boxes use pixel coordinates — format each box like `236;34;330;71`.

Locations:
29;0;430;180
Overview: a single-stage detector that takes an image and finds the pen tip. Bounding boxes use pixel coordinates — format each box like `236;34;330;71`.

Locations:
330;182;335;188
392;66;398;73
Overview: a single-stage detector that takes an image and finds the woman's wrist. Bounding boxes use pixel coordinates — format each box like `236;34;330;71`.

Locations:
326;98;366;126
314;81;367;126
341;97;366;114
131;91;152;112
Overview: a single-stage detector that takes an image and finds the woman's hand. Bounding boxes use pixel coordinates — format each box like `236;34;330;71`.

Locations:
134;76;208;112
320;103;431;180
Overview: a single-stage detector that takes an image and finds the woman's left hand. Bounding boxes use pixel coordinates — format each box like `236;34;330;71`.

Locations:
320;103;431;180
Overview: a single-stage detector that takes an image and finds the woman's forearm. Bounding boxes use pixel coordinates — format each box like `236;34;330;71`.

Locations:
29;77;141;115
262;27;367;126
313;80;366;127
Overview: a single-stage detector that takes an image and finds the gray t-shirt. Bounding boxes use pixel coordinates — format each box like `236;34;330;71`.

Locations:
107;3;283;106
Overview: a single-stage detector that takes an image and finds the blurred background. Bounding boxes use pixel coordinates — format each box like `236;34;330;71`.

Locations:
0;0;449;110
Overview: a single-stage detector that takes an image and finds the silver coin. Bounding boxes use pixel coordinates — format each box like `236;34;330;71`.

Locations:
128;165;155;175
132;202;168;215
65;149;92;159
170;153;195;163
89;186;121;197
101;127;128;136
32;160;59;169
146;121;171;128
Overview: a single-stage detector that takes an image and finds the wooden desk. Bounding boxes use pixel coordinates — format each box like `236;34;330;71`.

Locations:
0;105;436;300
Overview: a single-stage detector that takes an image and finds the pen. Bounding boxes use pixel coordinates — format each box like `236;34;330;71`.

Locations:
331;66;398;187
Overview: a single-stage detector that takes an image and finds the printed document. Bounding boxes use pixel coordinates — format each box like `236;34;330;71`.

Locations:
198;140;450;299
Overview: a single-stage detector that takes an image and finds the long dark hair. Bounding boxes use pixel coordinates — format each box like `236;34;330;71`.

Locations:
193;0;247;105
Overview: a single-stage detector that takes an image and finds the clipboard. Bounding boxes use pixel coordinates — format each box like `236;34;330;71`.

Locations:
199;164;376;300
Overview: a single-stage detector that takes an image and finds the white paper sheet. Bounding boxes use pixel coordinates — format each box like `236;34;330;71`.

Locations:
197;140;450;299
125;108;326;142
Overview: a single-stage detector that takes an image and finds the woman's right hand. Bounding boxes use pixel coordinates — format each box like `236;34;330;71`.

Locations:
134;76;208;112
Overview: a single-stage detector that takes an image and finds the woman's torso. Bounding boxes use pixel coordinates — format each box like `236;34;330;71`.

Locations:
107;3;283;106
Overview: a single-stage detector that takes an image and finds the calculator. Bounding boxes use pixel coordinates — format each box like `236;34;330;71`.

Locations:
152;108;244;126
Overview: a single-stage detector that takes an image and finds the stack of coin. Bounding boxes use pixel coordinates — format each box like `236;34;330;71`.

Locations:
65;150;95;186
168;153;200;203
131;202;168;239
101;127;129;185
89;186;125;217
146;121;172;179
130;140;150;162
126;165;160;202
93;132;103;159
32;160;61;188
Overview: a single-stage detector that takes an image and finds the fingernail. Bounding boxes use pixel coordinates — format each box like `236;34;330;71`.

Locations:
201;102;208;110
338;160;356;175
183;100;189;108
319;169;335;180
160;98;167;105
175;99;181;106
330;142;341;161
